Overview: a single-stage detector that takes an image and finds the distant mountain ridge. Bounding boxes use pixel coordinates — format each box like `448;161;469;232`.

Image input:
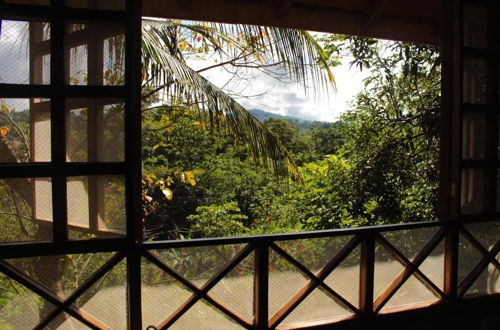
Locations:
249;108;312;122
249;108;331;130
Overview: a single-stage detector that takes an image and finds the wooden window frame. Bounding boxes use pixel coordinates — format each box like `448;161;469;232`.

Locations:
0;0;498;329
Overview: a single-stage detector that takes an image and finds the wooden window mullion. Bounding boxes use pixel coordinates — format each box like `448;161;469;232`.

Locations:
51;0;68;242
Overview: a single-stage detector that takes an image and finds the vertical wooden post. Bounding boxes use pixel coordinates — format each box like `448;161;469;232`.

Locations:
439;0;455;222
441;0;462;302
359;232;375;316
486;1;499;215
126;0;144;327
50;0;68;242
444;223;459;299
125;0;143;244
127;248;142;329
254;241;269;330
87;24;101;233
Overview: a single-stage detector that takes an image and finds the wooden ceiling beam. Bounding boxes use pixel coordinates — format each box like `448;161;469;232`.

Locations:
143;0;440;45
274;0;292;19
363;0;389;30
177;0;192;11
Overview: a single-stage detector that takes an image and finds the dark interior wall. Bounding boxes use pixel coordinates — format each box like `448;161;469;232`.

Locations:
304;295;500;330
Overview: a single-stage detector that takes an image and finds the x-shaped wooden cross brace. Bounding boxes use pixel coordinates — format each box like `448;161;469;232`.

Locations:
143;245;254;330
0;252;125;330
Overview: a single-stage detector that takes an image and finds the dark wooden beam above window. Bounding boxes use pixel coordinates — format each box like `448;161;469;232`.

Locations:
143;0;441;45
363;0;389;30
274;0;292;19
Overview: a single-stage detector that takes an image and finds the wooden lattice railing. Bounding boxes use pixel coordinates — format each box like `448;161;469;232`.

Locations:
0;220;498;329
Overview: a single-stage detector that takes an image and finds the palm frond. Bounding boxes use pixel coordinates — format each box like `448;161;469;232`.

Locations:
141;19;336;180
143;19;335;93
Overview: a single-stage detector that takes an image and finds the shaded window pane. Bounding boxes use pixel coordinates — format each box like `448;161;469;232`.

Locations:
47;313;89;329
463;57;487;104
74;259;128;328
172;300;244;329
148;245;251;327
99;103;125;161
0;273;56;329
67;176;90;229
0;177;52;242
465;221;500;252
65;22;125;86
457;233;484;287
68;44;88;85
381;227;439;261
4;253;127;328
419;239;445;291
275;236;353;276
268;247;310;317
374;241;405;300
67;175;126;239
463;5;487;49
324;245;360;309
465;266;499;296
381;276;439;312
461;169;485;215
66;107;88;162
208;250;254;323
271;236;359;326
462;113;486;159
0;98;51;163
6;252;116;300
97;175;126;233
66;98;124;162
378;228;443;312
141;257;194;328
0;20;50;84
103;34;126;85
65;0;125;11
281;287;353;327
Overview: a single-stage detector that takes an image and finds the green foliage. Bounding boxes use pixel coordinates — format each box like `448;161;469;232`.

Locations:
294;155;368;229
264;118;301;153
321;36;440;225
141;36;441;238
143;170;205;240
0;103;31;162
187;202;248;238
142;106;218;170
263;118;314;161
311;121;346;156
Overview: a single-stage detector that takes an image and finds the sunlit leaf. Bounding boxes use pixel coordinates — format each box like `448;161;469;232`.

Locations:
162;188;173;200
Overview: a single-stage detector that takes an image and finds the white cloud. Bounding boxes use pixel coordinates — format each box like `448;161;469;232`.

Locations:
194;54;368;122
0;20;30;84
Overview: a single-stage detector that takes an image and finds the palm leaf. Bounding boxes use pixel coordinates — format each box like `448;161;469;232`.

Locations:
141;19;336;180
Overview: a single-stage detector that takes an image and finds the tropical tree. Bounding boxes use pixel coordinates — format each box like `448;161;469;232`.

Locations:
316;35;441;225
141;19;336;180
140;19;337;238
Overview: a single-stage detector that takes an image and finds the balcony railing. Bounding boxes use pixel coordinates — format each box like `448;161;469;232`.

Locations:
0;219;498;329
